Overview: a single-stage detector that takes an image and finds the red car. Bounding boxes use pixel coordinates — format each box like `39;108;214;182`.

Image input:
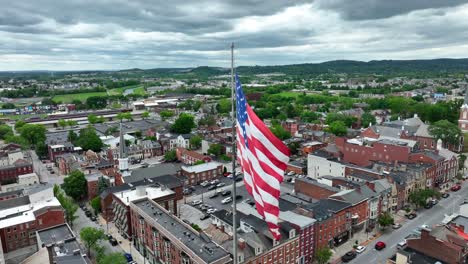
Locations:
451;185;461;192
375;241;386;250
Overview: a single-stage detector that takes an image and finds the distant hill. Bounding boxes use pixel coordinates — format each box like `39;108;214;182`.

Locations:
3;58;468;78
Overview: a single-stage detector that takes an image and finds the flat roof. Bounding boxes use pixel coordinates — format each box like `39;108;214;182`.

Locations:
134;199;230;263
114;185;174;206
0;197;61;228
181;161;222;174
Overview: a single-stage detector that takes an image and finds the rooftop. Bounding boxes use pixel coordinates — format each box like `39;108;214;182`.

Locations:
181;161;222;174
114;185;174;206
0;197;61;228
125;163;181;184
134;199;230;263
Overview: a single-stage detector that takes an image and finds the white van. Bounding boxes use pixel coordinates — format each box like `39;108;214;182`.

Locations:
397;240;407;250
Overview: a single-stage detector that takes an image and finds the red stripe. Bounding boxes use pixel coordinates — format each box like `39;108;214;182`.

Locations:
246;104;290;156
248;127;288;172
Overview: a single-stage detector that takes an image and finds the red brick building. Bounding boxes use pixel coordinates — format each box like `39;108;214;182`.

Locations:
48;142;75;162
0;159;33;185
130;199;231;264
176;148;212;165
0;197;65;253
180;162;223;186
282;119;298;136
294;178;340;200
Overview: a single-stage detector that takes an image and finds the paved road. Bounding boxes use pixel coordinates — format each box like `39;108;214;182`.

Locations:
29;150;63;185
350;181;468;264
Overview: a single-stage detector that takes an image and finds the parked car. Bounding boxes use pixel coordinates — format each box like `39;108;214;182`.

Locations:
191;200;202;206
208;185;217;190
209;193;219;199
442;193;450;198
85;211;92;217
141;162;149;168
183;188;192;195
375;241;386;250
235;176;243;182
424;203;433;209
109;238;118;246
200;214;210;220
90;216;97;221
210;179;220;185
451;185;461;191
216;182;226;188
355;246;366;253
222;190;231;196
207;208;217;214
201;181;210;187
405;213;417;219
221;197;232;204
234;195;243;200
341;251;357;262
430;199;439;205
392;223;402;229
106;234;113;240
397;240;407;250
123;253;133;263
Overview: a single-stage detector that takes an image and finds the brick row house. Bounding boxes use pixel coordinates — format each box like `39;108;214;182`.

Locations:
0;194;65;254
130;198;231;264
175;148;212;165
180;162;224;186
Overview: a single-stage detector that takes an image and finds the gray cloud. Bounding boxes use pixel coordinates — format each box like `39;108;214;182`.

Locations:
316;0;467;20
1;0;468;70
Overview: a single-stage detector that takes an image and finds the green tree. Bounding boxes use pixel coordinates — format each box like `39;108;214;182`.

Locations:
300;111;319;123
193;160;205;165
0;125;13;139
97;252;127;264
117;112;132;121
88;114;98;124
41;98;56;106
67;120;78;127
90;196;101;214
198;115;216;126
409;189;441;208
208;143;223;157
63;170;87;200
361;112;377;128
58;119;67;129
193;100;202;112
270;124;291;140
14;120;26;131
315;247;333;264
288;142;300;155
35;143;48;159
4;135;29;148
1;102;15;109
19;124;46;146
97;177;109;195
86;96;107;109
68;130;78;143
164;150;177;161
429;120;462;146
459;154;467;170
76;127;103;152
216;99;232;114
189;135;202;150
80;227;105;256
327;121;347;136
141;111;150;119
378;212;394;228
159;110;174;121
54;186;78;228
171;113;196;134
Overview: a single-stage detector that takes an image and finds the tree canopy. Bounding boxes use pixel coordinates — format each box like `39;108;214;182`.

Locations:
428;119;462;146
19;124;46;147
327;121;347;136
361;112;377;128
189;135;202;149
159;110;174;121
378;212;394;228
315;247;333;264
0;125;13;139
164;150;177;161
63;170;87;200
75;127;103;152
86;96;107;109
80;227;105;256
97;252;128;264
171;113;196;134
208;143;223;157
270;124;291;140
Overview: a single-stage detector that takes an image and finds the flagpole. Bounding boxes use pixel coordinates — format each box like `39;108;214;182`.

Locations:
230;42;238;264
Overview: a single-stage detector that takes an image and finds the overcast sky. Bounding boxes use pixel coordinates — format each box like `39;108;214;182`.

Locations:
2;0;468;71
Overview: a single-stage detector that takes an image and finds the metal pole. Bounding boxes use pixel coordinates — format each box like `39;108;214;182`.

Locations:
230;42;238;264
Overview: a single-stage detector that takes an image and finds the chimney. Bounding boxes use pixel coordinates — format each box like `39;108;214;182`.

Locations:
238;238;246;250
414;113;418;118
398;116;401;121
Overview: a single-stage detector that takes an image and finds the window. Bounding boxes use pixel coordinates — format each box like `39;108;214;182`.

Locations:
6;228;10;233
38;219;42;225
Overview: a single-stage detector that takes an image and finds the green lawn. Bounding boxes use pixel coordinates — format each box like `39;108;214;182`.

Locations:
276;91;301;98
52;92;107;103
132;86;147;96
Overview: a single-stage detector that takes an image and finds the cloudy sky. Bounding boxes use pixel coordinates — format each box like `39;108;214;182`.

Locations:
2;0;468;71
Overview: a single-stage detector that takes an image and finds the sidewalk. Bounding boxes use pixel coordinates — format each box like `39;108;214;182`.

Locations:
331;229;382;263
98;216;146;264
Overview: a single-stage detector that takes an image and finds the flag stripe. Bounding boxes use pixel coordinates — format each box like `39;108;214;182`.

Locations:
235;74;290;240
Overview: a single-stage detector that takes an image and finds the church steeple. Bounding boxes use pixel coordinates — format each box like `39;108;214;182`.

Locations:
118;121;130;175
464;86;468;106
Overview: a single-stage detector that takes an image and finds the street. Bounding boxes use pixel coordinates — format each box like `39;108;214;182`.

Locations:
29;150;63;185
349;181;468;264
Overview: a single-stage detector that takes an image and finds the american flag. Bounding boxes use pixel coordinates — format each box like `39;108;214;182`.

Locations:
235;74;290;240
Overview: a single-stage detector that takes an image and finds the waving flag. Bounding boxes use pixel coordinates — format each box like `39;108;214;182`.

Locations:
235;74;290;240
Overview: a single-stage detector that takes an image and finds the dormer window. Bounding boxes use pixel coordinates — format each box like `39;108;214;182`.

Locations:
289;229;296;238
